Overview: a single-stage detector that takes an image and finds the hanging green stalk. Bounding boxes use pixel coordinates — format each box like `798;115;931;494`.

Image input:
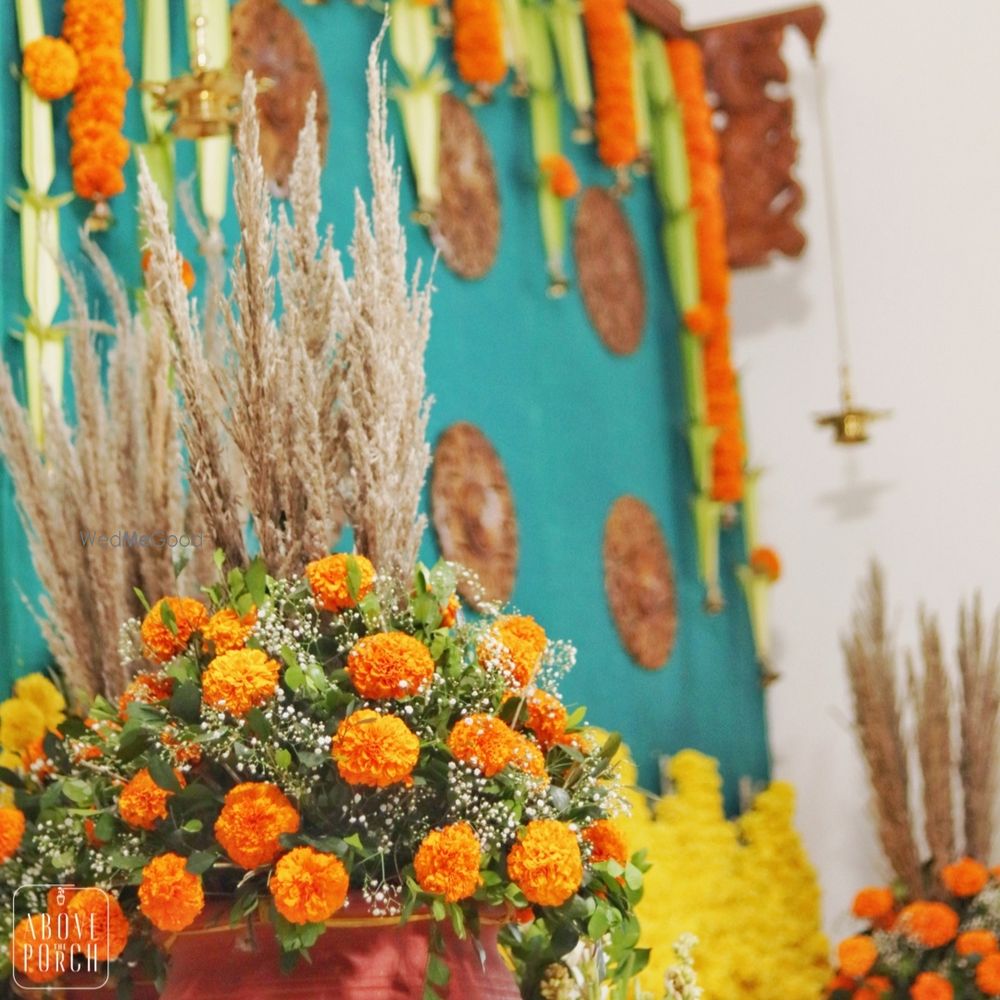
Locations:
546;0;592;140
13;0;67;446
501;0;531;94
628;14;650;165
390;0;447;223
139;0;175;222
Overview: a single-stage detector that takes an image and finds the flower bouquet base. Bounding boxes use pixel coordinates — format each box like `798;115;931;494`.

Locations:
157;898;520;1000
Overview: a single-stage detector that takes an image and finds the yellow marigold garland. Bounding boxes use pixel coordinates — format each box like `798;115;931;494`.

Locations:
452;0;507;92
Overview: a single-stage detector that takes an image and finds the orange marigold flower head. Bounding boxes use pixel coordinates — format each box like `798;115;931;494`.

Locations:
67;888;129;961
83;817;104;848
957;929;998;956
138;853;205;932
910;971;954;1000
270;846;349;924
202;606;257;655
478;615;547;690
118;767;184;831
583;819;628;867
837;935;878;978
507;819;583;907
852;886;895;921
978;954;1000;996
141;596;208;663
510;733;549;785
824;972;855;992
942;857;989;897
857;975;892;1000
22;36;79;101
0;806;26;861
305;553;375;612
332;709;420;787
540;154;580;199
160;729;203;767
11;914;62;984
448;713;516;777
898;901;959;948
202;648;280;717
749;546;782;582
414;821;483;902
118;671;175;718
214;782;300;869
346;632;435;700
140;249;197;293
524;689;568;749
440;593;461;628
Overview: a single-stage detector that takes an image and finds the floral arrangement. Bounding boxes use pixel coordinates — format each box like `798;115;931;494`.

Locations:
828;859;1000;999
452;0;507;96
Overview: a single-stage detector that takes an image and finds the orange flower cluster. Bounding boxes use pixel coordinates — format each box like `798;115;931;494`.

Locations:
270;846;349;924
581;0;637;169
141;248;197;294
202;648;280;716
749;546;782;583
898;901;959;948
583;819;628;866
138;852;205;932
510;732;549;785
440;593;461;628
160;727;203;767
140;596;209;663
941;857;989;897
958;929;998;956
523;689;568;749
0;805;26;861
452;0;506;88
332;709;420;787
11;914;60;984
22;36;79;101
214;782;301;869
68;888;130;961
851;885;895;928
910;972;953;1000
414;821;483;902
540;155;581;200
305;553;375;612
668;39;745;504
979;954;1000;995
63;0;132;202
507;818;583;907
118;767;184;831
119;671;174;718
346;632;435;699
837;935;877;978
448;713;517;776
478;615;547;690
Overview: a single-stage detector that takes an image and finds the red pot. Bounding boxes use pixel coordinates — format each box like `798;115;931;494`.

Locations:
157;898;522;1000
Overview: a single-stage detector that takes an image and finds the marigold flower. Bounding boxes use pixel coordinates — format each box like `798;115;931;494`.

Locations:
13;674;66;731
510;732;549;785
910;971;954;1000
837;935;877;978
346;632;435;700
507;819;583;907
523;689;568;749
67;888;129;961
540;155;580;199
749;546;782;582
22;36;79;101
141;248;197;293
414;821;483;902
583;819;628;867
857;975;892;1000
448;713;516;776
851;886;894;921
118;672;175;718
0;697;46;752
11;913;62;984
978;954;1000;995
440;593;461;628
305;553;375;612
160;728;203;767
957;929;998;956
118;767;183;831
83;816;104;848
270;846;349;924
214;782;300;868
332;710;420;787
202;648;280;716
140;596;209;663
0;806;26;861
478;616;547;690
898;901;959;948
941;856;989;897
138;853;205;932
452;0;506;86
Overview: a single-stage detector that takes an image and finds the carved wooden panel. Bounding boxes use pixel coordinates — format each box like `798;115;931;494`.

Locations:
231;0;330;197
696;5;825;269
573;188;646;356
431;423;518;610
603;496;677;669
430;94;502;280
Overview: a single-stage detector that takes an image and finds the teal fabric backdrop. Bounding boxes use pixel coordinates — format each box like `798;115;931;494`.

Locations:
0;1;769;807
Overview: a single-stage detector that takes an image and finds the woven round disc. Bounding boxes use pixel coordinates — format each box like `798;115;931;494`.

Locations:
429;94;501;280
603;496;676;669
232;0;329;197
573;188;646;355
431;423;518;609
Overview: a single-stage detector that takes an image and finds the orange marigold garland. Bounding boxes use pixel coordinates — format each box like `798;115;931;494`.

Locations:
581;0;638;170
414;821;483;902
452;0;507;95
138;853;205;932
270;846;350;924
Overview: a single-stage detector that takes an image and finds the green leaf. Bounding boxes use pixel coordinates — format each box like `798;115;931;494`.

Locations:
61;778;93;805
147;754;181;792
275;748;292;770
0;767;25;789
431;899;446;922
159;600;178;636
185;849;220;875
133;587;151;613
345;556;362;600
213;548;226;572
169;681;201;723
182;819;203;833
246;707;272;739
94;813;115;841
245;557;267;607
426;953;450;987
623;863;643;891
587;906;611;939
284;664;305;692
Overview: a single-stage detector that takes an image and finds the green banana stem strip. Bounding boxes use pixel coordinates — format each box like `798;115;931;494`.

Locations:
547;0;592;136
501;0;531;93
737;565;771;668
628;15;650;160
140;0;176;225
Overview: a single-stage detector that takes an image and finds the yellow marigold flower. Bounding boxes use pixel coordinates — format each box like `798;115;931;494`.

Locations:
507;819;582;907
13;674;65;731
447;713;516;777
203;606;257;654
138;853;205;932
0;697;46;752
346;632;435;700
305;553;375;612
523;689;568;749
118;767;184;831
270;846;349;924
583;819;628;867
67;888;129;961
214;782;300;868
510;733;549;785
478;615;547;689
11;914;62;984
118;672;175;718
202;648;280;716
141;596;209;663
22;36;79;101
414;821;482;902
942;856;989;897
332;709;420;787
0;805;26;861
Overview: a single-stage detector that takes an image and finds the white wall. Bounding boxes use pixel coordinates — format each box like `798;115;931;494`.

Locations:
689;0;1000;934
